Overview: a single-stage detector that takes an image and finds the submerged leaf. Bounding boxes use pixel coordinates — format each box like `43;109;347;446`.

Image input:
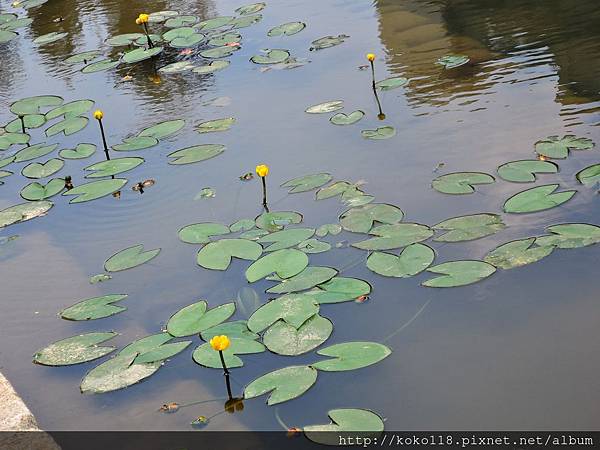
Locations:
104;244;160;272
576;164;600;186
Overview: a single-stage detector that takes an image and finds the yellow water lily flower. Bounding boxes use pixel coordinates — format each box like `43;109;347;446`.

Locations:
93;110;103;120
256;164;269;177
209;335;230;351
137;13;149;24
135;18;142;25
367;53;375;62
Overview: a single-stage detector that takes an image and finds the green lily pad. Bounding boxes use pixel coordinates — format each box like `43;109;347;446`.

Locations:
33;332;117;366
197;238;263;270
310;34;349;51
63;178;127;203
248;293;319;332
20;179;65;201
0;155;14;168
432;172;495;194
245;249;309;282
196;117;235;133
230;14;262;28
0;14;17;24
255;211;303;231
169;33;205;48
264;314;333;356
484;238;554;270
1;18;32;31
192;337;265;369
197;16;234;31
298;238;331;253
46;99;94;120
250;49;290;64
80;352;161;394
200;320;258;341
339;203;404;233
64;50;101;65
316;223;342;237
104;244;160;272
330;110;364;125
81;59;120;73
503;184;576;214
59;143;96;159
268;21;305;37
33;32;68;45
15;0;49;8
497;160;559;183
267;266;338;294
200;45;240;58
0;169;12;183
536;223;600;249
0;132;30;150
10;95;63;115
576;164;600;186
361;126;396;140
307;277;372;304
21;158;63;179
230;219;255;233
148;11;179;23
305;100;343;114
240;229;269;240
84;157;144;178
119;333;172;357
311;341;391;371
436;54;470;69
105;33;143;46
258;228;315;252
535;135;594;159
159;61;195;73
208;31;241;46
178;222;230;244
304;409;384;445
60;294;128;321
164;15;199;28
133;341;191;364
112;136;159;152
236;2;265;15
45;116;88;137
193;60;230;74
0;201;53;228
353;223;433;251
341;187;374;207
90;274;111;284
375;76;408;91
433;213;506;242
0;30;17;43
167;301;235;337
423;260;496;288
123;46;163;63
281;173;332;193
14;143;58;162
244;365;317;405
366;243;435;278
167;144;225;165
5;114;46;132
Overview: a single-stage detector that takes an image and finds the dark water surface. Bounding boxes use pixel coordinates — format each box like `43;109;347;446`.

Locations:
0;0;599;431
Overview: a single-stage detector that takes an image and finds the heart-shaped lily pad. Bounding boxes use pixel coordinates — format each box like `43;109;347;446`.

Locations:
64;50;101;65
353;223;433;251
20;179;65;200
197;238;263;270
367;243;435;278
361;126;396;140
63;178;127;203
112;136;159;152
33;32;68;45
230;219;255;232
304;409;384;445
119;333;172;357
14;142;58;162
5;114;46;132
236;2;265;15
310;34;349;51
45;116;88;136
0;132;30;150
81;59;120;73
535;135;594;159
0;201;53;228
193;337;265;368
179;222;230;244
246;248;309;282
33;332;117;366
208;31;242;46
536;223;600;249
21;158;64;179
316;223;342;237
311;341;391;371
436;54;470;69
140;119;186;139
330;110;364;125
264;314;333;356
46;99;94;120
375;76;408;91
248;293;320;332
104;244;160;272
255;211;303;231
258;228;315;252
148;11;179;23
305;100;343;114
197;16;234;30
0;30;17;43
267;21;305;37
164;15;199;28
196;117;235;133
193;60;230;74
230;14;262;28
159;61;196;73
167;301;235;337
244;365;317;405
200;320;258;342
484;238;554;269
59;143;96;159
267;266;338;294
10;95;63;115
423;260;496;288
298;238;331;253
340;203;404;233
503;184;576;213
576;164;600;186
60;294;128;321
105;33;143;46
133;341;191;364
200;45;240;58
123;47;163;63
170;33;205;48
433;213;505;242
307;277;372;304
432;172;495;194
281;173;332;193
168;144;225;164
497;160;559;182
84;157;144;178
250;49;290;64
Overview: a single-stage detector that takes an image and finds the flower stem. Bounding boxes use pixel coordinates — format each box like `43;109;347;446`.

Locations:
218;350;230;376
143;23;154;48
261;177;268;208
97;119;111;161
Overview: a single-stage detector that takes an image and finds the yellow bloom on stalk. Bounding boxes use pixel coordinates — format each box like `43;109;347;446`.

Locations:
256;164;269;177
137;13;149;24
209;335;230;351
135;18;142;25
93;110;103;120
367;53;375;62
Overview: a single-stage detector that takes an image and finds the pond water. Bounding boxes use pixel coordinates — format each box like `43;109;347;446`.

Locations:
1;0;600;432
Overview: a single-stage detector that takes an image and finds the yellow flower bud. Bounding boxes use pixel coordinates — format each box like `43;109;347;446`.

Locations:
209;335;230;351
93;110;103;120
138;13;149;23
367;53;375;62
256;164;269;177
135;18;142;25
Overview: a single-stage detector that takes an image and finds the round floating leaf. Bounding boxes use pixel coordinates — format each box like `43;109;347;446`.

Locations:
84;157;144;178
423;260;496;288
484;238;554;270
14;143;58;162
503;184;576;214
0;30;17;43
197;16;234;31
497;160;558;183
366;243;435;278
307;277;371;304
148;11;179;23
167;301;235;337
330;110;364;125
316;223;342;237
433;213;505;242
179;222;230;244
119;333;172;357
200;45;240;58
310;34;349;51
21;158;63;179
60;294;127;321
168;144;225;165
0;18;29;32
64;50;101;65
229;14;262;28
197;238;262;270
0;155;14;168
45;116;88;137
436;54;470;69
81;59;120;73
241;229;269;240
245;249;308;282
134;341;191;364
17;180;62;202
375;76;408;91
16;0;49;8
236;2;265;15
268;21;305;37
264;314;333;356
10;95;63;115
105;33;143;46
193;338;265;369
298;238;331;254
162;27;195;42
248;293;319;333
104;244;160;272
535;135;594;159
80;352;161;394
0;201;53;228
193;60;230;74
258;228;315;252
5;114;46;132
576;164;600;186
123;46;163;64
112;136;159;152
208;31;241;46
159;61;195;73
200;320;258;342
59;143;96;159
0;132;30;150
169;33;205;48
305;100;343;114
164;15;199;28
90;274;111;284
0;13;17;24
432;172;495;194
536;223;600;249
281;173;332;193
46;99;94;120
361;126;396;140
250;49;290;64
33;332;117;366
33;32;67;45
196;117;235;133
267;266;338;294
304;409;384;445
244;365;317;405
63;178;127;203
340;203;404;233
311;341;391;371
255;211;302;231
353;223;433;251
230;219;255;233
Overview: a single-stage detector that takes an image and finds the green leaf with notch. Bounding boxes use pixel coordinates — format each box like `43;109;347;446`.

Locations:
104;244;160;272
366;243;435;278
197;238;262;270
244;365;317;405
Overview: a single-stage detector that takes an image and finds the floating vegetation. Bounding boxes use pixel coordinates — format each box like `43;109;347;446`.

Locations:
104;244;161;272
267;21;305;37
432;172;495;194
63;178;128;203
33;332;117;366
366;243;435;278
503;184;576;214
375;76;408;91
60;294;128;321
330;110;364;125
305;100;343;114
423;260;496;288
361;126;396;140
250;49;290;64
534;135;594;159
309;34;349;51
436;54;470;69
304;409;384;445
497;160;558;183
